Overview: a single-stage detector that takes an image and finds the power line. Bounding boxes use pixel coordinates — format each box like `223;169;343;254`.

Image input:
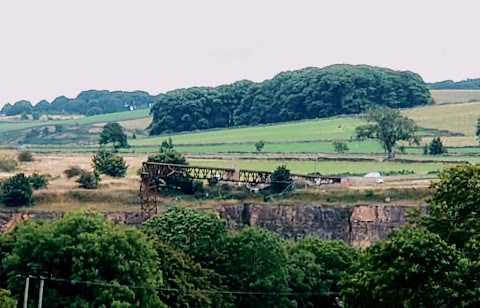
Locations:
15;275;339;296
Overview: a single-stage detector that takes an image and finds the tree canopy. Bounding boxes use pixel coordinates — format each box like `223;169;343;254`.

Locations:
1;90;154;116
2;212;164;307
429;78;480;90
99;122;128;151
355;106;419;159
149;65;431;135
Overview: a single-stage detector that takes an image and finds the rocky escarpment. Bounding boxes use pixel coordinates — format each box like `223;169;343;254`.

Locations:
218;203;426;248
0;203;425;248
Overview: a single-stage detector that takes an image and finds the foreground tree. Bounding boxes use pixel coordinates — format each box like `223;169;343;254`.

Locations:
2;212;164;307
340;227;476;307
355;106;419;159
287;238;360;307
99;122;128;151
220;227;291;308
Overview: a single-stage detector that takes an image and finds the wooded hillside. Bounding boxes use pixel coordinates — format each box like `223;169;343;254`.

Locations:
149;64;431;135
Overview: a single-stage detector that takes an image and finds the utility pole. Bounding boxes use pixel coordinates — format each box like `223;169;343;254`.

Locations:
23;276;30;308
38;278;45;308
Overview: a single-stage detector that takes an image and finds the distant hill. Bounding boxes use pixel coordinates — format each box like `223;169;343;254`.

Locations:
149;64;432;135
429;78;480;90
0;90;156;117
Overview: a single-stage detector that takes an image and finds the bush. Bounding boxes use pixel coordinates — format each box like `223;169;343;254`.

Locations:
92;150;128;178
427;137;447;155
77;170;99;189
29;173;49;190
17;151;34;162
271;165;293;194
0;156;17;172
332;141;349;153
0;173;33;206
64;166;84;178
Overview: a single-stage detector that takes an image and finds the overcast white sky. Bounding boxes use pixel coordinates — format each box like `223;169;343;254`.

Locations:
0;0;479;106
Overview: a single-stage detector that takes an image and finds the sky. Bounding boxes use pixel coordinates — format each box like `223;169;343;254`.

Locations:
0;0;479;106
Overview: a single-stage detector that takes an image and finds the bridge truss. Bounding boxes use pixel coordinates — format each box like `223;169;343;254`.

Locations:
139;162;342;221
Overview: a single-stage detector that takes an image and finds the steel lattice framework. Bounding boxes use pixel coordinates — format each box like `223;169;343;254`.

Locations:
140;162;342;221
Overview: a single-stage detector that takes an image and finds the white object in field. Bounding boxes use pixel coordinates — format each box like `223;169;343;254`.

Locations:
364;172;382;178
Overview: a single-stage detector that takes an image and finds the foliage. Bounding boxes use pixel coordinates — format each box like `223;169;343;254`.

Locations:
63;165;83;178
0;173;33;207
340;227;476;308
99;122;129;151
0;288;16;308
28;173;49;190
147;139;203;194
332;141;349;154
220;227;290;308
143;206;228;268
2;212;165;307
355;106;419;159
476;117;480;143
154;240;219;308
32;112;40;120
20;112;29;120
0;156;17;172
76;170;99;189
427;137;447;155
0;90;154;116
92;150;128;178
287;238;360;307
17;151;34;162
271;165;292;193
423;164;480;250
429;78;480;90
254;140;265;152
149;65;431;135
143;207;232;307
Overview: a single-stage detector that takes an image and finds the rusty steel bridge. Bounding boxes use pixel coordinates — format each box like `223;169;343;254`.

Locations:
140;162;342;221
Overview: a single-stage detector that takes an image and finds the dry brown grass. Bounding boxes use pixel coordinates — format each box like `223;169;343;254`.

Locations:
420;136;478;147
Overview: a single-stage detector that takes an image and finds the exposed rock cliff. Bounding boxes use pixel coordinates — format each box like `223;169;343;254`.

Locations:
0;203;425;248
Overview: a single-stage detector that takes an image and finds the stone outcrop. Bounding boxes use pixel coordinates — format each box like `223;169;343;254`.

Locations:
0;203;425;248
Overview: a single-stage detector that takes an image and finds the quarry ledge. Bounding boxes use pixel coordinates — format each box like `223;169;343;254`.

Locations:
0;203;425;248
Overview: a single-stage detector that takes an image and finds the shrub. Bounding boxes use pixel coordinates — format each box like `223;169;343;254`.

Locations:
427;137;447;155
0;173;33;206
271;165;293;194
64;166;84;178
77;170;99;189
17;151;34;162
29;173;49;190
0;156;17;172
92;150;128;178
332;141;349;153
255;140;265;152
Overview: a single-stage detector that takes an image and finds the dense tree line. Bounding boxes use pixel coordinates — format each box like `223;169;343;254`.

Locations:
429;78;480;89
149;64;432;135
0;90;155;117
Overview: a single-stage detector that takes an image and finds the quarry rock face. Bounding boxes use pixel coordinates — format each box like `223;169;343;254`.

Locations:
0;203;425;248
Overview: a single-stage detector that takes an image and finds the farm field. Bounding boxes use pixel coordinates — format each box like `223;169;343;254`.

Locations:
129;117;363;146
430;90;480;105
0;109;150;133
403;101;480;136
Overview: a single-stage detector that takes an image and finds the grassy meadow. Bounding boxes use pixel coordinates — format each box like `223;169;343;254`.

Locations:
430;90;480;105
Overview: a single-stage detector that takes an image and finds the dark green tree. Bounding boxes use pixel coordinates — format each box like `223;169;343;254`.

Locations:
76;170;99;189
332;141;349;154
2;212;164;307
20;112;29;120
92;150;128;178
427;137;447;155
271;165;292;193
0;173;33;207
99;122;128;151
340;227;476;308
28;173;49;190
220;227;290;308
255;140;265;152
476;117;480;144
287;238;360;307
355;106;419;159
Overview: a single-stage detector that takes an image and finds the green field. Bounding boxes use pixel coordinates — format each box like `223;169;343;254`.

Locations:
430;90;480;105
131;117;363;146
0;109;150;133
402;101;480;136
